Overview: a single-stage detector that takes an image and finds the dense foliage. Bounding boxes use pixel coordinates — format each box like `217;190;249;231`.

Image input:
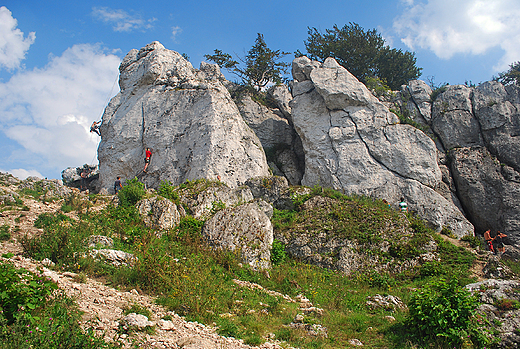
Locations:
406;278;493;348
301;23;422;90
205;33;290;90
494;61;520;86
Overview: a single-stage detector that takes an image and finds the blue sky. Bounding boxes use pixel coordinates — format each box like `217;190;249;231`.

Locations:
1;0;519;180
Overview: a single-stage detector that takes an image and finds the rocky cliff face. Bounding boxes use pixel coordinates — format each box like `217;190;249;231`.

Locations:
97;42;269;191
289;56;473;237
94;41;520;244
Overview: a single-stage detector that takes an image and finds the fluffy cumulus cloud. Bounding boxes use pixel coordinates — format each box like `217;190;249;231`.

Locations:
0;44;121;174
394;0;520;70
0;6;36;70
92;7;156;32
5;168;43;180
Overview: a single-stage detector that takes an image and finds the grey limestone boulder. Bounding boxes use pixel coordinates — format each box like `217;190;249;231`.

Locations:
290;56;472;237
177;183;253;219
202;200;274;270
136;196;184;230
98;42;269;191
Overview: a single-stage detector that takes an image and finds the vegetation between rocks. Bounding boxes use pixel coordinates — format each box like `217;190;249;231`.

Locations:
6;179;503;348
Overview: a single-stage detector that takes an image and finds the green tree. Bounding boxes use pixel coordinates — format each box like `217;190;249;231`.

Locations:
494;61;520;86
205;33;290;90
302;23;422;90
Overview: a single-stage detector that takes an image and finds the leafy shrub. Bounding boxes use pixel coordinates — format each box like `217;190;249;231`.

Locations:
494;298;520;311
118;178;146;207
0;261;113;348
461;234;483;249
271;239;286;265
0;225;10;241
34;212;72;229
406;278;492;347
363;271;396;290
158;180;180;203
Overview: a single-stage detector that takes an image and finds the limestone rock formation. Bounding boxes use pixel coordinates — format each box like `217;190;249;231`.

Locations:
177;182;253;219
290;56;473;237
236;92;304;185
136;196;185;230
202;200;274;270
98;42;269;191
426;82;520;243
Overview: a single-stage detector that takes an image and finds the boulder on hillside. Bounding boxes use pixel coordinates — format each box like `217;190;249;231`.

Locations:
202;200;274;270
290;56;472;237
136;196;185;230
176;181;253;219
61;164;99;192
98;42;269;191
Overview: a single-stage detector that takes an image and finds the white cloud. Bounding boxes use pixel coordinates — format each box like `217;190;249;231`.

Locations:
92;7;155;32
0;44;121;172
394;0;520;71
6;168;43;180
0;6;36;70
171;26;182;41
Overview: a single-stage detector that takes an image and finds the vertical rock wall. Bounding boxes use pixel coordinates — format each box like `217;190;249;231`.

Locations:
98;42;269;191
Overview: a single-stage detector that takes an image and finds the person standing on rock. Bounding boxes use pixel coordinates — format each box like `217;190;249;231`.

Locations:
114;176;122;194
398;197;408;212
80;166;89;191
484;229;495;253
143;148;152;173
494;231;507;254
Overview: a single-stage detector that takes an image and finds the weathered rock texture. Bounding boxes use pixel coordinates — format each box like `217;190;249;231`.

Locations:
202;200;274;270
290;56;473;237
98;42;269;191
427;81;520;243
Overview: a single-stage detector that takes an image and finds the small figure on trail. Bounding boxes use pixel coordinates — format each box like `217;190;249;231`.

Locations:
80;166;90;191
217;175;221;181
114;176;123;194
483;229;495;253
143;148;152;173
398;197;408;212
90;121;101;136
494;231;507;254
382;199;391;208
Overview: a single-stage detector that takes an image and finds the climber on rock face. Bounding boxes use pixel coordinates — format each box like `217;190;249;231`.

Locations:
90;121;101;136
143;148;152;173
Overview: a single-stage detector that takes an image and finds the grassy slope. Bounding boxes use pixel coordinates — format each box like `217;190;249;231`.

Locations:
6;178;495;348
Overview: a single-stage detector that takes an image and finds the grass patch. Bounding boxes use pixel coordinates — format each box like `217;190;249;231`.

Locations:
19;182;484;349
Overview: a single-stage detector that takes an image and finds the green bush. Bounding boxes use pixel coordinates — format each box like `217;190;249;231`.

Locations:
406;278;492;348
461;234;483;249
0;225;10;241
118;178;146;207
0;261;113;348
271;239;286;265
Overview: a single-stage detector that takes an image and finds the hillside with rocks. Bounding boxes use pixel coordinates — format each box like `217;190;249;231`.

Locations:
87;41;520;245
1;172;520;348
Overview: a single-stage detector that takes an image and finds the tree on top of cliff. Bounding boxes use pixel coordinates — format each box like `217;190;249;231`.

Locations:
494;61;520;86
205;33;290;91
301;23;422;90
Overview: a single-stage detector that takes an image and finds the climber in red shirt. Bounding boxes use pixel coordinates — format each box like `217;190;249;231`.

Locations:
143;148;152;173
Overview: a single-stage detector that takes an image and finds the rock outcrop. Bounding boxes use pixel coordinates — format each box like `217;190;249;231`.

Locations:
202;200;274;270
289;56;473;237
98;42;269;191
